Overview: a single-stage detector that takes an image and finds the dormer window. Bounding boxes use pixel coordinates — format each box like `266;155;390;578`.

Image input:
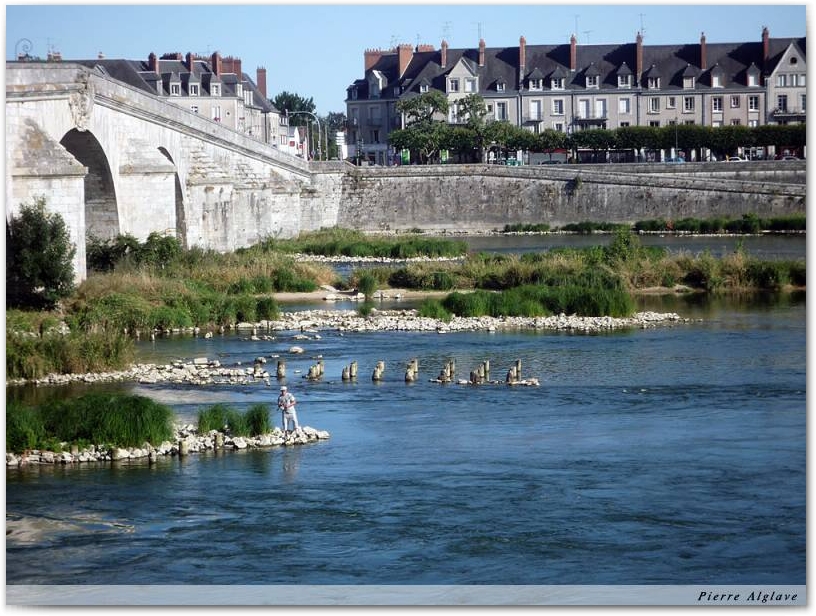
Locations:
586;75;599;88
647;76;660;89
170;82;181;96
448;78;460;93
393;86;401;97
617;75;632;88
529;78;542;91
683;76;696;89
236;83;243;97
465;78;477;92
211;83;220;96
551;77;564;90
711;74;722;88
419;83;429;93
496;80;505;92
189;84;199;96
351;86;358;100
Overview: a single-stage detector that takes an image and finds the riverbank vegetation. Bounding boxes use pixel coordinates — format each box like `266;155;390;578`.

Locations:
6;393;175;453
6;393;277;454
6;208;805;381
503;213;806;235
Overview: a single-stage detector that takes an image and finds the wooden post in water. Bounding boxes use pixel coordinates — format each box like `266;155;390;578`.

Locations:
277;360;286;379
350;361;358;379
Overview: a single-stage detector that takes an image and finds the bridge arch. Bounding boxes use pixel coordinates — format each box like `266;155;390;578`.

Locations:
59;128;119;240
158;146;187;248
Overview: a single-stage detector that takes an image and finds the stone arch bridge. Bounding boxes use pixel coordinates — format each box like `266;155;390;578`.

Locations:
7;62;806;282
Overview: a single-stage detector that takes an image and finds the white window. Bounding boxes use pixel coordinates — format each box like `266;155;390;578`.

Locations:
244;91;253;106
190;105;198;113
551;77;564;90
649;97;660;113
618;75;631;88
279;134;287;146
776;74;787;87
711;74;722;88
211;84;220;96
594;99;607;118
684;96;695;112
578;99;590;118
553;122;564;132
496;81;505;92
731;95;740;108
529;100;542;120
798;74;806;87
419;84;429;93
236;83;243;97
667;96;676;109
465;78;477;92
683;76;695;89
586;75;599;88
647;77;660;89
748;95;760;111
749;119;759;127
712;97;723;112
496;102;508;120
529;78;542;91
449;78;460;93
748;73;759;87
777;94;788;111
170;83;181;96
552;99;564;115
212;105;222;121
618;98;631;114
189;84;199;96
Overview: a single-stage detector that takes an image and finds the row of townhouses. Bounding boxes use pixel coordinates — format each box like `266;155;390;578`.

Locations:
60;51;310;158
346;27;807;165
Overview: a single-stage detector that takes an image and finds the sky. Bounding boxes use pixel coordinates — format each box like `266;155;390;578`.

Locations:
4;2;808;114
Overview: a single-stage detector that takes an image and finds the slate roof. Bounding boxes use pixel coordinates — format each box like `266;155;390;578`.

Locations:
349;35;806;101
70;56;274;113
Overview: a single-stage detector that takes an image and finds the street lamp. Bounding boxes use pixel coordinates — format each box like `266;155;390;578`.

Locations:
288;111;322;160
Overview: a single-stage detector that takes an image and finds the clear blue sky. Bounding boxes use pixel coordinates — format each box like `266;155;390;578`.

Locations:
5;2;807;114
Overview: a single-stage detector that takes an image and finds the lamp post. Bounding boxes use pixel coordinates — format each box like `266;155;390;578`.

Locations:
288;111;322;160
674;116;679;158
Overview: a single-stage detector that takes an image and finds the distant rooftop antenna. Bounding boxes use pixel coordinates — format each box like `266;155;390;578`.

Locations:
442;20;451;41
584;30;592;44
639;13;647;38
389;35;398;47
473;21;483;40
574;14;579;36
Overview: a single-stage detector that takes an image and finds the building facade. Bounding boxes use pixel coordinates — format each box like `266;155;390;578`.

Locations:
61;51;284;147
346;28;806;165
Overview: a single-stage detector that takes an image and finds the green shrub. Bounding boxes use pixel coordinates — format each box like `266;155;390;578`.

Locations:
234;295;258;323
149;305;193;330
746;260;790;289
357;272;378;300
256;296;280;321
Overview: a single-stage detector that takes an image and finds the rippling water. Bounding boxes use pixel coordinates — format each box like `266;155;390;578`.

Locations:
6;294;805;589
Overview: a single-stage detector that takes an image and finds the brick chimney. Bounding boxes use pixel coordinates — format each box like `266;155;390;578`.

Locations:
479;38;486;66
364;48;384;71
222;56;242;77
148;52;160;74
186;52;195;73
570;34;577;71
519;36;526;78
256;66;267;99
762;26;770;70
636;31;643;84
441;40;448;68
211;51;222;75
397;43;413;77
700;32;707;70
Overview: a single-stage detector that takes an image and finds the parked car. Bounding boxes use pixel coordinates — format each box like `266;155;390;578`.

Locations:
781;155;800;161
726;156;748;162
666;157;686;163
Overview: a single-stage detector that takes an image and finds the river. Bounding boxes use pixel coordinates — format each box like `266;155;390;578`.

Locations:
5;237;806;605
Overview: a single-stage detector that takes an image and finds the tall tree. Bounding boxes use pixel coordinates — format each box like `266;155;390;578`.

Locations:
271;91;316;124
396;91;449;126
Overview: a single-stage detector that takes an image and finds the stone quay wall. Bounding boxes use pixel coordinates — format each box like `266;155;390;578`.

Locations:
336;163;806;233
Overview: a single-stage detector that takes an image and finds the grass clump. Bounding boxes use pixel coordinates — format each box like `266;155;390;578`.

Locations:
6;393;175;453
197;403;273;437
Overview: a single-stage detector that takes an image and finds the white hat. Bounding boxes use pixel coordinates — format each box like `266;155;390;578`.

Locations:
280;385;287;391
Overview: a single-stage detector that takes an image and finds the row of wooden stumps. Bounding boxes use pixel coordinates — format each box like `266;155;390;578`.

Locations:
268;357;534;386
